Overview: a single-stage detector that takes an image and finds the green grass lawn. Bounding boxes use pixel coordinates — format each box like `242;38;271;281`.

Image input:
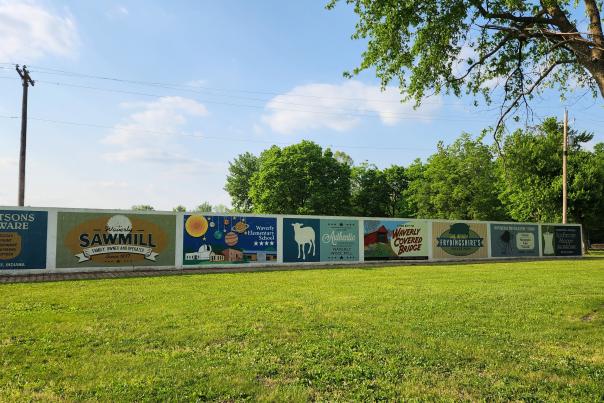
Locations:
1;259;603;401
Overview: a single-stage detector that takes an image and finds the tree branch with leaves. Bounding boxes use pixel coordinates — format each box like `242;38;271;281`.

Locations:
328;0;604;144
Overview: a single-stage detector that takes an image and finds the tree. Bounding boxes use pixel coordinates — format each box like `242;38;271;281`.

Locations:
383;165;410;217
194;202;213;213
499;118;604;246
249;141;351;215
131;205;154;211
224;152;259;213
402;159;426;218
349;163;410;217
334;150;354;167
328;0;604;137
172;205;187;212
406;133;506;220
350;162;391;217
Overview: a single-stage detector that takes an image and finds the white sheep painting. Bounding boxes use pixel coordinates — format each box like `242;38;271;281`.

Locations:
291;223;316;260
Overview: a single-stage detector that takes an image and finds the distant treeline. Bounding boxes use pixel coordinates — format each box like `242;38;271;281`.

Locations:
224;118;604;243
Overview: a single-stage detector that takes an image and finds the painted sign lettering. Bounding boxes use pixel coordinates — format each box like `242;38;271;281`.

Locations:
0;210;47;269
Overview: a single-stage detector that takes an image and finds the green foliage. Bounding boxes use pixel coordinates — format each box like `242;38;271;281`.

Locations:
500;118;604;234
222;117;603;225
350;163;390;216
194;202;213;213
224;152;259;213
383;165;409;216
406;133;506;220
172;205;186;212
249;141;351;215
1;261;603;400
131;205;155;211
328;0;603;125
350;163;410;217
334;150;354;167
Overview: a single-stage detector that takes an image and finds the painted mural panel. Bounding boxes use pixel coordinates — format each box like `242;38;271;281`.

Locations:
363;220;428;260
490;223;539;257
183;215;277;265
432;221;488;259
283;218;359;262
542;225;582;256
56;212;175;268
319;219;359;262
0;210;47;269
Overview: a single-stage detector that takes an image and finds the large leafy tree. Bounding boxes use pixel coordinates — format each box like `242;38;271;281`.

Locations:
406;133;507;220
329;0;604;136
350;162;391;216
249;141;352;215
499;118;604;243
224;152;259;213
383;165;410;217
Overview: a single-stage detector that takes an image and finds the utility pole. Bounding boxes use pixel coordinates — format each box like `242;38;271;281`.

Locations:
15;65;34;207
562;109;568;224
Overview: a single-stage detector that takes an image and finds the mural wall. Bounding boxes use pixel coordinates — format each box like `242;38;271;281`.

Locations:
0;210;47;269
363;219;428;260
56;212;175;268
183;214;277;265
0;206;586;273
541;225;582;256
283;218;359;262
432;221;489;259
490;223;539;257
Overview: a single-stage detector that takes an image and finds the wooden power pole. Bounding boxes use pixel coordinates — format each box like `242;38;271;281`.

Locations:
562;109;568;224
15;65;34;207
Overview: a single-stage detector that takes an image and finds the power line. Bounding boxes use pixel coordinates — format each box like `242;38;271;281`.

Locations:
27;78;498;122
0;114;434;152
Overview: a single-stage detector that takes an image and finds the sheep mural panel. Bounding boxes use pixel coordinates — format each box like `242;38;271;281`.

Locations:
283;218;360;262
283;218;320;262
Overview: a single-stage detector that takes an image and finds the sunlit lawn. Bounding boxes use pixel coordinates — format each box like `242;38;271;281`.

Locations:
1;259;603;401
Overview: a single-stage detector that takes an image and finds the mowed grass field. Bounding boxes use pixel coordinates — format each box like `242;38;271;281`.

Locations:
1;259;603;401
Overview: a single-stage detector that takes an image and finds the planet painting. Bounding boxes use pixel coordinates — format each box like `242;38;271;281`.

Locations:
185;215;208;238
225;231;238;246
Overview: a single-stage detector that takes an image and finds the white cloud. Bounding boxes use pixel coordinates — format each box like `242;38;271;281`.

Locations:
0;1;78;62
102;95;221;177
104;96;208;145
261;81;442;134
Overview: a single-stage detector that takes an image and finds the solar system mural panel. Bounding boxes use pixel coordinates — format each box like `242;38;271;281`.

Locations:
183;215;277;265
490;223;539;257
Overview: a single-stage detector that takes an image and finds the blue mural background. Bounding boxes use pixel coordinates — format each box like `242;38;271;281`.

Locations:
0;210;47;270
283;218;320;262
183;215;277;265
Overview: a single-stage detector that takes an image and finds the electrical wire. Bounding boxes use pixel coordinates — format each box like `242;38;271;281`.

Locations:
0;114;434;152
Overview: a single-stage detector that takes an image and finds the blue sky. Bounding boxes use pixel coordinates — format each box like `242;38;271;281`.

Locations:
0;0;602;210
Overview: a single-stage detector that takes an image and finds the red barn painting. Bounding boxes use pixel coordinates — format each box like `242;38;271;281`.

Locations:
364;225;389;247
